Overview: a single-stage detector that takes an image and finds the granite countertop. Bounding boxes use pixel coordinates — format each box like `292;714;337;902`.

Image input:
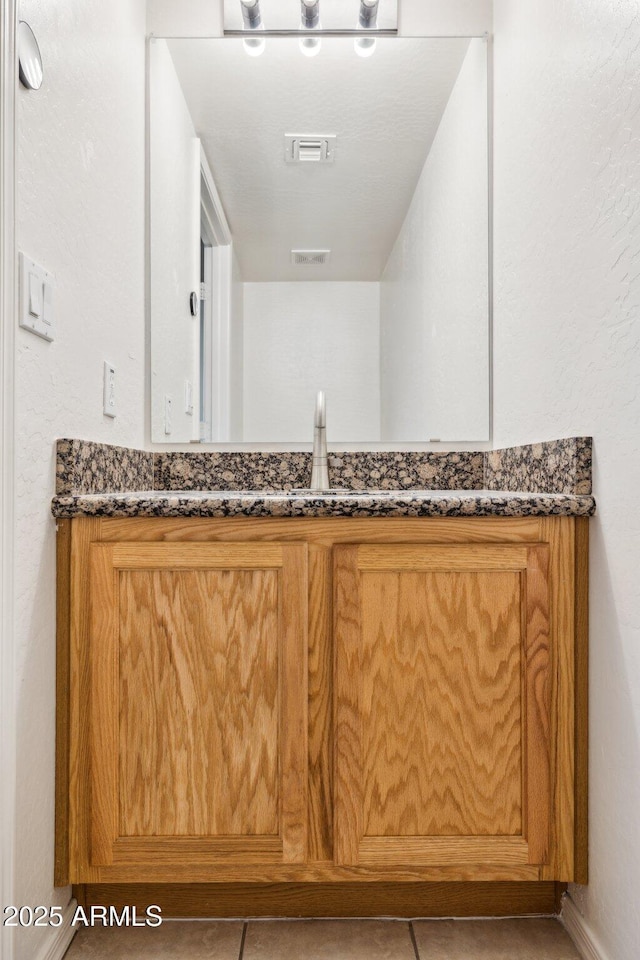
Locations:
51;437;596;519
51;488;596;519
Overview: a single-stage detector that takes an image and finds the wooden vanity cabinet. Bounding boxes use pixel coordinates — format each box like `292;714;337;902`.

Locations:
57;516;587;888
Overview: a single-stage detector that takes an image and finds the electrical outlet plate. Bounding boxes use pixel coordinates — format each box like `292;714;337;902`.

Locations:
103;362;116;418
164;395;173;435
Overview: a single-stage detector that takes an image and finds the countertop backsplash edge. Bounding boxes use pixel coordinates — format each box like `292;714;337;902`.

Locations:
54;435;594;501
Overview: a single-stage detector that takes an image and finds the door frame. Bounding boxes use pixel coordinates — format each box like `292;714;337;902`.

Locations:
0;1;17;957
200;146;233;441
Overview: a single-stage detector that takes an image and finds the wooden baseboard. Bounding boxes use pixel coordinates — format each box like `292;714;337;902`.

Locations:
74;882;566;918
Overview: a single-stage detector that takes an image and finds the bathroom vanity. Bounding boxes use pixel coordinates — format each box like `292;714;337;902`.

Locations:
56;512;587;887
53;440;592;913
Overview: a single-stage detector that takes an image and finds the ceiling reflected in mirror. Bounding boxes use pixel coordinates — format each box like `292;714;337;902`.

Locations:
166;37;471;282
149;36;490;445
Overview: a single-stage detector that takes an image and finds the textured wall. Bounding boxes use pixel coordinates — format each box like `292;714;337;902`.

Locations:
380;40;489;442
149;38;200;442
147;0;223;37
15;1;146;957
243;282;380;442
493;3;640;958
400;0;492;36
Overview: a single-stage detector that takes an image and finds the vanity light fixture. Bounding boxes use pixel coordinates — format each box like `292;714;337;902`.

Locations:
240;0;265;57
355;0;378;58
223;0;397;37
300;0;321;58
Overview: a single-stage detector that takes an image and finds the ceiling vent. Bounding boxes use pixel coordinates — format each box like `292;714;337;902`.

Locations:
285;134;336;163
291;249;331;266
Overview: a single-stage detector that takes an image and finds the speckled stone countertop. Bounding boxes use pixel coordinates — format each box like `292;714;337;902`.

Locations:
51;436;596;519
51;488;595;519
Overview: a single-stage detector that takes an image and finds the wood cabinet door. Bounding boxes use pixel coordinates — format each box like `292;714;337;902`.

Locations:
88;541;307;869
334;543;551;871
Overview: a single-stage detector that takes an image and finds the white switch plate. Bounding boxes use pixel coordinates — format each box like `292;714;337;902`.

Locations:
164;395;173;435
19;252;55;341
103;362;117;418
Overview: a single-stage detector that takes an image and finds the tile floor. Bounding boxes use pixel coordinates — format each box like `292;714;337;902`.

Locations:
64;917;583;959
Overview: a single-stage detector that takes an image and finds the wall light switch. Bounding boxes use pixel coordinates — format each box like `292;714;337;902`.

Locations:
185;379;194;416
103;362;117;418
164;395;173;435
19;252;55;341
29;272;43;317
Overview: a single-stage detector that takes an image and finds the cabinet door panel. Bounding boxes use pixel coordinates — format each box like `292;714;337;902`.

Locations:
360;569;523;838
334;543;550;870
119;568;280;838
89;542;307;868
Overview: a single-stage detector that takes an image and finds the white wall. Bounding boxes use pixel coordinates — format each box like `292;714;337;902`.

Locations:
15;1;146;958
147;0;223;37
493;3;640;959
399;0;492;37
243;282;380;442
149;38;200;442
380;39;489;442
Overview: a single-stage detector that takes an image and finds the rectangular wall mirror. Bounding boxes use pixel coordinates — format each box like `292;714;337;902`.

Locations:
149;36;490;444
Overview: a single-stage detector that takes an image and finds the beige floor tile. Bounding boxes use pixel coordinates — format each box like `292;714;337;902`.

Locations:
242;920;416;960
63;919;244;959
412;919;580;960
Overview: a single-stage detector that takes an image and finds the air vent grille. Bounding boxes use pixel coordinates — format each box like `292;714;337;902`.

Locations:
285;134;336;163
291;249;331;266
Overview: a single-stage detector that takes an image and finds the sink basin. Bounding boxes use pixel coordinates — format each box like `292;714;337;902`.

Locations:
193;489;437;497
290;488;355;496
289;488;432;497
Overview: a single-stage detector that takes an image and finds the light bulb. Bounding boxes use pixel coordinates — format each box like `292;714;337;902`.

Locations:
355;0;377;57
355;36;376;57
300;34;321;57
299;0;321;58
243;34;265;56
241;0;264;55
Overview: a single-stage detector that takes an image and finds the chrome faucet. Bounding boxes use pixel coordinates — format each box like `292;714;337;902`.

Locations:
310;390;330;491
